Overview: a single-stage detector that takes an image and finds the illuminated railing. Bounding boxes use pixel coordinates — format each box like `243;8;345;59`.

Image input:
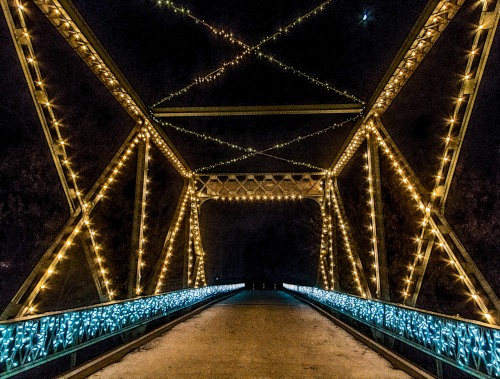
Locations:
284;284;500;378
0;284;243;377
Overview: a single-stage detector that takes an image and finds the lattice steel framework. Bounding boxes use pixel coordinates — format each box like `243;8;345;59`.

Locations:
1;0;499;334
194;173;325;203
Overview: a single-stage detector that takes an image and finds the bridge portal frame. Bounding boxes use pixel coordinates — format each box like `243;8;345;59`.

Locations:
1;0;499;329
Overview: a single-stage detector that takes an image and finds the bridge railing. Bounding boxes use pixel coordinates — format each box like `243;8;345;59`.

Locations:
284;284;499;378
0;284;243;377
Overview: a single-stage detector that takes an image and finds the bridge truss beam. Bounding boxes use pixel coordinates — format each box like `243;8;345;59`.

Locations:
152;103;364;118
1;0;115;304
332;179;372;299
330;0;465;176
0;127;140;319
366;134;390;301
372;119;500;322
31;0;191;177
148;181;191;294
128;131;151;297
194;173;325;203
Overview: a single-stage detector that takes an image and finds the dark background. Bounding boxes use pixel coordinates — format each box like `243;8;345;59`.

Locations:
0;0;498;319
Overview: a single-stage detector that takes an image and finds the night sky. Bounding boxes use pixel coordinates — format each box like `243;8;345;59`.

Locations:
0;0;498;318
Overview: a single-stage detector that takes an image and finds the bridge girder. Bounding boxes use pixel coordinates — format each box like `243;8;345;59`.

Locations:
31;0;191;177
194;173;325;203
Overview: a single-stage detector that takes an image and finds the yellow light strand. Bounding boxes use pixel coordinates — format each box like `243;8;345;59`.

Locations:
377;1;494;319
136;132;151;296
152;0;364;106
408;1;494;319
330;182;365;297
192;114;362;172
155;185;192;293
13;3;126;305
364;137;378;290
153;117;327;172
29;138;138;312
319;182;330;289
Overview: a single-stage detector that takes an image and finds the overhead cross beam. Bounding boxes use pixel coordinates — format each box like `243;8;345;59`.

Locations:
194;173;325;203
152;103;364;117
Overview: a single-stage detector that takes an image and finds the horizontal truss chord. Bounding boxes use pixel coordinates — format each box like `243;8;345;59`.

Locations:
152;103;364;117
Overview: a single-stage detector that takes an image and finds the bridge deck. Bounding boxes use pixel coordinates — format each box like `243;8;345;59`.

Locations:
90;290;411;378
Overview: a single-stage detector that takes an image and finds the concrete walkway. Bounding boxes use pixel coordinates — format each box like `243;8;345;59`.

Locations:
90;291;411;378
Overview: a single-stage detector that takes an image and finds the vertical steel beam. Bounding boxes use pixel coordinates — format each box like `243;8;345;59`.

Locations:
186;203;195;288
325;180;337;290
318;179;330;289
330;201;339;292
182;201;192;289
367;134;390;301
192;198;207;287
128;132;150;297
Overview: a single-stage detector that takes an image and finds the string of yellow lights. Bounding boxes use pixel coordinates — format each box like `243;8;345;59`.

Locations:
155;185;192;293
330;180;365;298
12;2;120;304
364;136;378;289
26;138;138;313
319;180;330;289
388;0;494;310
189;194;207;288
372;125;494;323
134;131;151;296
324;178;336;290
370;127;429;300
371;1;465;115
186;199;195;287
152;0;364;106
192;114;362;172
153;117;328;171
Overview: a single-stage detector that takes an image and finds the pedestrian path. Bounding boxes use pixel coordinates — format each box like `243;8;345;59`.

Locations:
90;290;411;378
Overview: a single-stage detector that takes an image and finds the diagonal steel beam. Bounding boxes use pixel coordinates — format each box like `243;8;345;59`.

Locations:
2;0;114;304
147;180;190;294
373;118;499;323
0;127;139;319
32;0;191;177
330;0;465;176
1;0;75;211
438;0;500;212
332;178;372;299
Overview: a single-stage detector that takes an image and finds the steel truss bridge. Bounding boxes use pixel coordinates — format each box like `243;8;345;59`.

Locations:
0;0;499;377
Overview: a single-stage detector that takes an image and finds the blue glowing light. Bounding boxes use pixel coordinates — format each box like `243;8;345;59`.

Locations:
0;284;243;376
284;284;500;378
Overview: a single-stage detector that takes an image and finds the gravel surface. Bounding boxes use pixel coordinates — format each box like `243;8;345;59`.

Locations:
89;291;412;378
